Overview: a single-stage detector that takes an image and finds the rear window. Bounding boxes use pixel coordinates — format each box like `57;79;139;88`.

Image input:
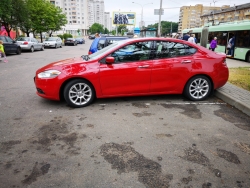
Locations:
16;37;29;41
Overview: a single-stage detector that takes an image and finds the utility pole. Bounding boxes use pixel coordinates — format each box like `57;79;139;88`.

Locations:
158;0;163;37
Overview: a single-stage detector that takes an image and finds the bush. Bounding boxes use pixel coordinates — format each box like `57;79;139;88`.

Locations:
57;34;63;40
63;33;73;39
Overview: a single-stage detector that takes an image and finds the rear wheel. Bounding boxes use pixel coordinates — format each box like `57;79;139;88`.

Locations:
40;45;44;51
184;75;212;101
64;79;95;108
30;46;34;53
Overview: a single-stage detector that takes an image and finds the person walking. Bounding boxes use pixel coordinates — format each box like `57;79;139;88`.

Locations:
209;37;217;51
188;34;196;44
182;33;190;41
0;40;8;63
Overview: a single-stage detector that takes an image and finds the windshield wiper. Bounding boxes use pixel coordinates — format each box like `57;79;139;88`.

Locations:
81;55;90;61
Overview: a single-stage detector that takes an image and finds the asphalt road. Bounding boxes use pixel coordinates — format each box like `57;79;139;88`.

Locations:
0;38;250;188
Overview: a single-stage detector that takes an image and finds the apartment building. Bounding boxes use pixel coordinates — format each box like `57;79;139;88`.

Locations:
49;0;106;36
200;3;250;26
104;12;112;31
178;4;229;33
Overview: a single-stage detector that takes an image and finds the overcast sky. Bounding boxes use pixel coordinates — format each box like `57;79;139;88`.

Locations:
104;0;250;27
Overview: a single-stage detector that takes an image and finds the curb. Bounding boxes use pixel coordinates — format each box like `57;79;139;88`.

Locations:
214;84;250;117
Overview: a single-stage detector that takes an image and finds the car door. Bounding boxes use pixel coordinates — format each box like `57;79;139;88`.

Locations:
150;40;196;92
32;38;39;50
4;36;15;53
99;41;153;96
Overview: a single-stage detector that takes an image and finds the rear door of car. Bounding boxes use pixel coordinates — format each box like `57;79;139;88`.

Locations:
32;38;40;50
150;40;196;92
99;40;154;95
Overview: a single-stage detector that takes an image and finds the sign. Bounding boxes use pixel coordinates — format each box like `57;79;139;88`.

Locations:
112;12;136;26
154;9;164;15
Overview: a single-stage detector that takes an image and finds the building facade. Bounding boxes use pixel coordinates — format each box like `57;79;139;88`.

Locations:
49;0;105;36
104;12;111;31
200;3;250;26
178;4;230;33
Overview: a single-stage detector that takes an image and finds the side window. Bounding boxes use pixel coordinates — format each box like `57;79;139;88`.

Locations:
31;38;38;43
98;39;105;50
109;41;153;63
154;41;196;59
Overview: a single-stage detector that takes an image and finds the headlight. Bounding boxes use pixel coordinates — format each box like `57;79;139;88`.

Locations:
38;70;61;78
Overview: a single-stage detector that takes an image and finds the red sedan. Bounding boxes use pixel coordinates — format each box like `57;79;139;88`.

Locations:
34;38;229;108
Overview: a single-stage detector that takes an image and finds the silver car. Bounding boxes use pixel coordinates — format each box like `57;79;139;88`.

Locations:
16;37;44;52
43;37;63;48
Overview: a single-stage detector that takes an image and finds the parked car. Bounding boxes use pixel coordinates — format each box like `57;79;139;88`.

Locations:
88;36;128;54
0;35;21;55
34;37;229;108
43;37;63;48
16;37;44;52
88;34;95;39
75;38;85;44
64;38;78;46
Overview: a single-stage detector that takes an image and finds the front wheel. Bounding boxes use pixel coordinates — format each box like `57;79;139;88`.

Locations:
55;44;57;48
16;47;21;55
64;79;95;108
246;53;250;63
184;76;212;101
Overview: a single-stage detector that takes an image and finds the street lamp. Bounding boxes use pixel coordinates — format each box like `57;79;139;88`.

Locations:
132;2;153;28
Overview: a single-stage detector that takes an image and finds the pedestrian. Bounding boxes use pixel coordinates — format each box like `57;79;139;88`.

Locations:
0;40;8;63
95;33;100;38
188;34;196;44
182;32;190;41
209;37;217;51
227;35;235;56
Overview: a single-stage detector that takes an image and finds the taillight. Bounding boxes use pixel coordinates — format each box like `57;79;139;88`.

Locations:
23;41;28;45
88;51;92;55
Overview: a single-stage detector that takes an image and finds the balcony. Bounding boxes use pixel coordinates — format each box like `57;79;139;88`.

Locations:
245;12;250;16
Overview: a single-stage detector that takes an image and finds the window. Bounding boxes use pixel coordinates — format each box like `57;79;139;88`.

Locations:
5;36;13;43
154;41;196;58
108;41;153;63
236;30;250;48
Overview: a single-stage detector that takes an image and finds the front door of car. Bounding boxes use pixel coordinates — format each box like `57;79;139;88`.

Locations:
99;41;153;96
3;36;14;53
150;41;196;92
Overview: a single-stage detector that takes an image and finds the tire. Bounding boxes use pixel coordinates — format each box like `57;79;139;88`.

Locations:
40;45;44;51
60;43;62;48
16;47;21;55
55;44;57;49
64;79;95;108
184;75;212;101
247;53;250;63
30;46;34;53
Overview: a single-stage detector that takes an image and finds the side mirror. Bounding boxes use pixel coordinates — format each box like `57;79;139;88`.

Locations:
106;56;115;64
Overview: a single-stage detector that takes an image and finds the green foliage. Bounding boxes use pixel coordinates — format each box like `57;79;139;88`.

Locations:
63;33;72;39
57;34;63;40
104;28;109;34
111;30;116;35
89;23;104;34
147;21;179;36
118;24;127;33
0;0;67;39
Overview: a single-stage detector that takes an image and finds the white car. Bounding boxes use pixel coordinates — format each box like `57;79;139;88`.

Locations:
43;37;63;48
16;37;44;52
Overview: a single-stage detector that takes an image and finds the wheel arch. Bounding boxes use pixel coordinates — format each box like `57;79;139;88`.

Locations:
182;74;214;94
245;50;250;63
59;77;96;101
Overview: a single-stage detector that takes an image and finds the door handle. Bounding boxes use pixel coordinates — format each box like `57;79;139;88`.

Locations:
138;65;150;68
181;60;192;64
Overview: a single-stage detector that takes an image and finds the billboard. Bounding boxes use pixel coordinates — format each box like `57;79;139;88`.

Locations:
112;12;136;26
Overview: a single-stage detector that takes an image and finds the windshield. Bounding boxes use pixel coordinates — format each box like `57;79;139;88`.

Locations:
88;40;125;60
46;38;57;41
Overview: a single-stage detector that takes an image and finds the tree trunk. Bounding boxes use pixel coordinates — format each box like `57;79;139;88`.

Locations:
40;32;43;43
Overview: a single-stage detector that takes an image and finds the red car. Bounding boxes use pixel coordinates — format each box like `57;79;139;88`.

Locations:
34;38;229;108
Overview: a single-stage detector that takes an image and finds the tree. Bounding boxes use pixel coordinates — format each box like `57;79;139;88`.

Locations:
147;21;178;36
0;0;26;37
117;24;127;33
89;23;104;34
104;28;109;34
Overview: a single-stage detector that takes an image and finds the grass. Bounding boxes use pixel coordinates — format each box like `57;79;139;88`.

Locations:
228;67;250;91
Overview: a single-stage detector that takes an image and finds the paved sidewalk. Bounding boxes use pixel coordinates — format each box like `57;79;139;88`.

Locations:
214;82;250;117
